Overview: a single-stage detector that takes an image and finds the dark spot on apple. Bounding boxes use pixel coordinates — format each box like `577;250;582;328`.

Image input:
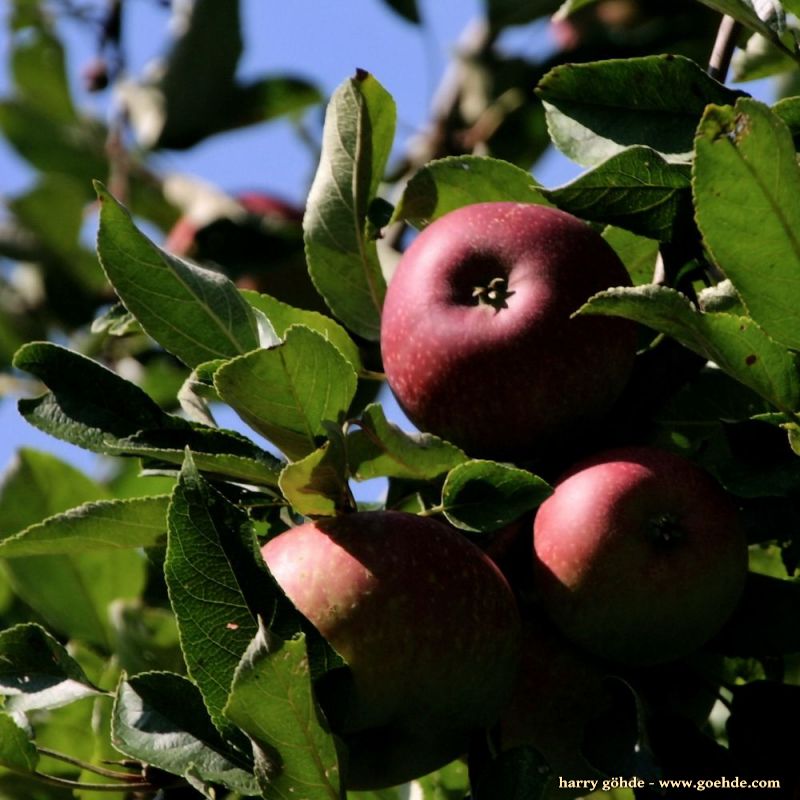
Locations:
745;354;757;366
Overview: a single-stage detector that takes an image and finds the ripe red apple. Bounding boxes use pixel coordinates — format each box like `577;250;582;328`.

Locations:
260;510;521;790
533;446;748;665
499;615;612;799
380;202;636;460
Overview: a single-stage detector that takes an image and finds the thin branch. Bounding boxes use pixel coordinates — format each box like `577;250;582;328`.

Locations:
37;747;143;781
29;770;174;793
708;15;741;82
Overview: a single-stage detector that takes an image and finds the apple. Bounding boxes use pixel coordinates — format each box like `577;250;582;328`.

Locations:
380;202;636;460
260;510;521;790
532;446;748;665
165;190;325;311
499;615;612;799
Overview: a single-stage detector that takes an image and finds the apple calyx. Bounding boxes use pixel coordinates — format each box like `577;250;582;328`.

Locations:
471;276;514;310
645;512;686;546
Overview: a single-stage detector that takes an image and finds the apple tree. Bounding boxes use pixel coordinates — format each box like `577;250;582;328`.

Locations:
1;0;800;798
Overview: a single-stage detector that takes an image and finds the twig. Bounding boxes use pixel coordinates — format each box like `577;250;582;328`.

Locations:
37;746;143;781
708;15;741;82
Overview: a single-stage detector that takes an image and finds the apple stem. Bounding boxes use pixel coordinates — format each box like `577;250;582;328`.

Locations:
472;277;514;310
645;512;686;546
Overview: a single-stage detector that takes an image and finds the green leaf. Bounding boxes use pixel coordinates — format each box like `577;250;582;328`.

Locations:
215;326;358;461
13;342;283;486
578;285;800;414
348;403;467;481
394;155;551;229
304;71;395;340
0;449;145;650
10;5;75;124
694;98;800;351
279;427;351;517
110;601;185;677
0;714;38;774
696;0;790;42
0;448;109;540
732;33;797;81
413;759;470;799
486;0;560;29
0;624;103;712
112;672;258;794
3;550;146;652
543;147;692;242
537;55;743;167
441;460;551;533
602;226;659;286
224;626;342;800
243;290;362;372
0;496;169;558
382;0;421;23
165;456;261;741
95;184;259;368
773;95;800;138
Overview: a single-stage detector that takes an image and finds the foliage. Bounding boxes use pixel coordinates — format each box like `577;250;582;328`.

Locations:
1;0;800;798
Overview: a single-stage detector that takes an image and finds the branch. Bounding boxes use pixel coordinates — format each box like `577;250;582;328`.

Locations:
708;15;740;82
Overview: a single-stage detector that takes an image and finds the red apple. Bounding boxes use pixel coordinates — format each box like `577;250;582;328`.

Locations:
260;510;521;790
499;615;612;799
533;446;748;665
380;202;636;460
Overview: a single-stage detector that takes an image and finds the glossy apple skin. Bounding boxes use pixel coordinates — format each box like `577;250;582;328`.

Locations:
533;446;748;665
380;202;636;459
261;510;521;790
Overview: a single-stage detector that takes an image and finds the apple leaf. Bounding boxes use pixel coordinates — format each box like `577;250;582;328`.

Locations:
0;448;109;540
486;0;561;30
348;403;467;481
96;184;260;368
602;226;659;286
578;285;800;415
279;426;351;517
112;672;258;794
110;601;185;677
695;0;790;42
0;448;146;650
166;455;263;742
0;623;103;712
694;98;800;351
13;342;283;486
394;155;550;229
243;290;363;373
215;326;358;461
773;95;800;138
537;56;743;167
304;71;395;341
0;714;38;774
381;0;421;23
413;759;470;798
543;147;692;242
224;625;342;800
441;460;552;533
0;495;169;558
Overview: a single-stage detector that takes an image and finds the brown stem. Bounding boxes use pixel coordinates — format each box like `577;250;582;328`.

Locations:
37;747;142;781
708;15;741;82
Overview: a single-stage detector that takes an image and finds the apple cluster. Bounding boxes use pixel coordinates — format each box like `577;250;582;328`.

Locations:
259;203;748;792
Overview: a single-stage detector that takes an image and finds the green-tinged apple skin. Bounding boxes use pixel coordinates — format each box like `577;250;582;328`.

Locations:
260;510;521;790
533;446;748;665
380;202;636;460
